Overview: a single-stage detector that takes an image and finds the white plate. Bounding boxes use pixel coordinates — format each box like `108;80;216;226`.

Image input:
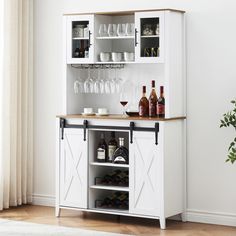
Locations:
95;113;109;116
82;112;95;116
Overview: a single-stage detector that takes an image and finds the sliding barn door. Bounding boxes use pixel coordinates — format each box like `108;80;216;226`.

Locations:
60;128;88;208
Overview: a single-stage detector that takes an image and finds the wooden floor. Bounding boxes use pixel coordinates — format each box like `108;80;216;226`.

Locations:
0;205;235;235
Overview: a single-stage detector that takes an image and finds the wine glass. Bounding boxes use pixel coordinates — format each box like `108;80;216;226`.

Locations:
120;89;128;116
125;23;134;36
93;70;100;94
99;68;105;94
74;80;79;94
108;24;117;37
114;68;123;93
74;77;84;94
104;80;110;94
84;68;93;93
99;24;107;37
117;24;126;36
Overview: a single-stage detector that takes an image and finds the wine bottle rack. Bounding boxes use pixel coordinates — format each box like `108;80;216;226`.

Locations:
71;64;125;69
95;192;129;211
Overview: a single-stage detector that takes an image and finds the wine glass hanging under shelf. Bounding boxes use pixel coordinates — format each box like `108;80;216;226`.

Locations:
71;64;125;69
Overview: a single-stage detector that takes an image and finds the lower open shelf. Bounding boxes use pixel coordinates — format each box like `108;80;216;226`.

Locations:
89;189;129;212
90;207;129;214
90;185;129;192
90;162;129;168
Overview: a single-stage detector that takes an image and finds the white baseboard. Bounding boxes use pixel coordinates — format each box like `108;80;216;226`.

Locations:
32;194;55;207
32;195;236;227
186;209;236;227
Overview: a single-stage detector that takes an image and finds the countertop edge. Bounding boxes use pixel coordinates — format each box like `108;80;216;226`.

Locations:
56;114;186;121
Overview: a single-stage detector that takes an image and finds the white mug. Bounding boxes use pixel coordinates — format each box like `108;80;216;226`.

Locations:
98;108;108;114
84;108;93;114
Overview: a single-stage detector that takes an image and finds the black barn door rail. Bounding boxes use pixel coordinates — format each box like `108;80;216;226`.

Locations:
60;118;159;145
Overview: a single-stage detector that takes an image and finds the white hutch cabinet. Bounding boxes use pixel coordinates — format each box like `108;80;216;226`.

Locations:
135;11;165;63
57;9;186;230
66;15;95;64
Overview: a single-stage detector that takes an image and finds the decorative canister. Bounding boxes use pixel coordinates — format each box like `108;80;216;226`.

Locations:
73;25;84;38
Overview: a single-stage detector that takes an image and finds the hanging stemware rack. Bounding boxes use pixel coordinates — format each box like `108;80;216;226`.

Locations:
71;64;125;70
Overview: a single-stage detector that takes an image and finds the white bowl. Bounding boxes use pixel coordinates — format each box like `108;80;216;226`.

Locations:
124;52;134;61
100;52;110;62
111;52;122;62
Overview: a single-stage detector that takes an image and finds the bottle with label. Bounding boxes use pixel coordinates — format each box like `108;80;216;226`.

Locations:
96;132;108;162
113;138;129;164
149;80;158;117
139;86;149;117
108;132;118;162
84;46;89;58
157;86;165;118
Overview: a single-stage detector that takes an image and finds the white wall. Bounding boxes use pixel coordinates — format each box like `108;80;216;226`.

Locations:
34;0;236;225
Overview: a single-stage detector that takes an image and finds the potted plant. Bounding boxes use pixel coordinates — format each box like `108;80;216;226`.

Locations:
220;99;236;163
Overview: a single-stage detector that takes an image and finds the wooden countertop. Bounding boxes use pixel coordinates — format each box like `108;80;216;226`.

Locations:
56;114;186;121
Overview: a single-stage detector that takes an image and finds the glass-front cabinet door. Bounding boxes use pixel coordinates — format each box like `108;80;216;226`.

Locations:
135;11;164;63
67;15;94;64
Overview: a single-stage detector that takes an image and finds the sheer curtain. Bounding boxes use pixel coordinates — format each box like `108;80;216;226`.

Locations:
0;0;33;210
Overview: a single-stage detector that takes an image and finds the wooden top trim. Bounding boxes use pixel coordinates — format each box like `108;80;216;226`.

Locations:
56;114;186;121
63;9;185;16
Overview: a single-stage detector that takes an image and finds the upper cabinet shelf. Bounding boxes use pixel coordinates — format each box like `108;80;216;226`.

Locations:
96;36;135;40
65;10;167;64
140;35;159;38
72;37;89;40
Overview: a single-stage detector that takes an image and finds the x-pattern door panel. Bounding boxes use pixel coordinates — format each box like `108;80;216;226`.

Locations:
60;128;87;208
130;131;161;216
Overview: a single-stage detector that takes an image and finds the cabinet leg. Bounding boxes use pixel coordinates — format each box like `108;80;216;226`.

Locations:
82;211;87;218
159;217;166;230
55;207;61;217
181;213;187;222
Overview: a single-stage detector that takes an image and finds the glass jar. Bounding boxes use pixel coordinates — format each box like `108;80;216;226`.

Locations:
142;24;153;36
73;25;85;38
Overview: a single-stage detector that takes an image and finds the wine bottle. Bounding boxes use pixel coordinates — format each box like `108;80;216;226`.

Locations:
96;132;108;162
113;138;129;164
157;86;165;118
149;80;158;117
108;132;117;162
79;40;85;58
138;86;149;117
